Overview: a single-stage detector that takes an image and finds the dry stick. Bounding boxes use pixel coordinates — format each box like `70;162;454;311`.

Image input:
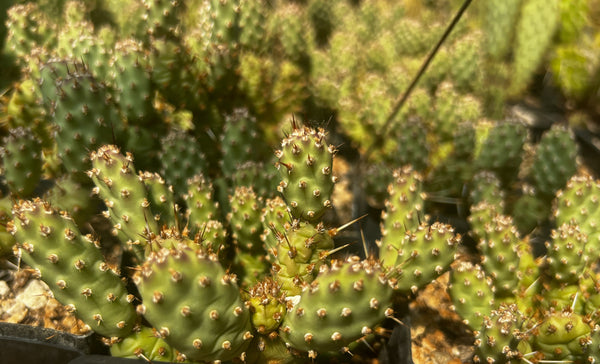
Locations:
364;0;474;161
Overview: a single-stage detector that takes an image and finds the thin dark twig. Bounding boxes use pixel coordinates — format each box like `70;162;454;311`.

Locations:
366;0;473;160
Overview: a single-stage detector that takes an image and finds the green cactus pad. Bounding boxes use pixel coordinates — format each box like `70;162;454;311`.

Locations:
228;186;264;251
110;326;188;362
545;223;589;285
1;126;43;197
473;303;530;363
554;173;600;260
273;221;334;295
534;310;594;361
478;214;522;298
51;70;125;177
530;125;578;198
158;129;208;196
10;199;137;338
183;174;221;235
88;145;158;260
247;278;288;335
379;166;425;256
449;262;495;332
390;222;460;294
134;242;253;362
280;257;394;355
276;125;336;223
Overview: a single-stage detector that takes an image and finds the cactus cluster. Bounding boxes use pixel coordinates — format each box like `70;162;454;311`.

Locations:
0;0;600;363
2;122;462;362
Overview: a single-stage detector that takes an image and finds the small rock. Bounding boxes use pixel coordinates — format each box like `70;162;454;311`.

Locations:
5;300;27;323
0;280;10;298
16;279;50;310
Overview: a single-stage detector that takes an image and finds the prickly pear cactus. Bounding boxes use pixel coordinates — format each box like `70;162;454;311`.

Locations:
110;326;188;362
275;124;337;223
88;145;158;261
273;221;334;295
544;222;589;285
387;116;429;172
529;125;578;199
9;199;137;338
183;174;221;234
554;173;600;259
478;214;522;298
379;166;425;245
1;126;43;197
280;257;394;356
158;129;208;196
260;196;291;259
533;310;595;361
474;120;527;186
510;0;560;95
480;0;521;60
50;69;125;177
390;222;460;294
472;303;530;363
449;262;495;331
134;240;253;362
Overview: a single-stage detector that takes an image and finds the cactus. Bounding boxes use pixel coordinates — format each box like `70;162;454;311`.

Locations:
472;303;531;363
275;124;336;223
1;126;43;197
158;129;208;196
133;239;253;362
183;174;221;234
4;1;600;361
272;221;334;296
387;116;429;173
510;0;560;95
4;3;56;66
529;125;579;199
280;256;394;356
554;173;600;260
474;120;527;186
49;68;125;177
533;310;595;361
449;262;495;332
379;166;425;241
544;223;589;286
88;145;158;261
9;199;137;338
110;326;188;362
389;222;460;295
